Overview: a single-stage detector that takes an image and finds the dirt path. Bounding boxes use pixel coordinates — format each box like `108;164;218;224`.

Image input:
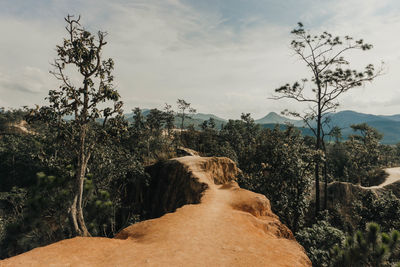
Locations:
364;167;400;189
1;156;311;267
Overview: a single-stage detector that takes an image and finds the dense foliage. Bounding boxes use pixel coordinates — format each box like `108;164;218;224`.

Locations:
331;223;400;266
2;107;400;266
296;220;345;267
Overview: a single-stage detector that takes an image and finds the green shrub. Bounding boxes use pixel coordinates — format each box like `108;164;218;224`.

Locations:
296;220;345;267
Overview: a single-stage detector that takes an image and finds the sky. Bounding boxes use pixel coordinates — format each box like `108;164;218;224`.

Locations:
1;0;400;119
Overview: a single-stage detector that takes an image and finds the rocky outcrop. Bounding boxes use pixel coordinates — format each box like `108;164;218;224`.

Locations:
316;168;400;229
321;167;400;207
1;120;34;135
176;146;200;157
1;156;311;267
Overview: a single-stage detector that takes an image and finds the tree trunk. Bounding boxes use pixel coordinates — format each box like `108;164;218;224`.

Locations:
315;114;321;218
315;76;323;218
70;157;91;236
69;126;91;237
77;162;91;236
323;160;328;211
315;162;320;217
314;70;323;219
181;112;185;130
322;141;328;211
69;193;81;236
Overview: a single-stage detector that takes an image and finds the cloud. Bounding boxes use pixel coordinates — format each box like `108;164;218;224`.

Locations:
1;0;400;118
0;67;56;108
314;0;400;115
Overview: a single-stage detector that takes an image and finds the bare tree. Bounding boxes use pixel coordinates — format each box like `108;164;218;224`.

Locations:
272;23;381;217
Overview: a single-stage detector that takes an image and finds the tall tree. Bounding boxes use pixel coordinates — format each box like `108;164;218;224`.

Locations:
30;15;124;236
176;99;196;130
273;23;381;217
163;103;175;135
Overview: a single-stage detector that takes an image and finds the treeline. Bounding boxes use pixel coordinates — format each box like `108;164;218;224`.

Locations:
2;107;400;266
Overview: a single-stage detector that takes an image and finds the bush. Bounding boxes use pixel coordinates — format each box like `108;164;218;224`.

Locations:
296;220;345;267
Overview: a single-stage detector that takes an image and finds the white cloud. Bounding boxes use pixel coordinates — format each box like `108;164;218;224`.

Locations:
314;0;400;115
1;0;400;118
0;67;58;108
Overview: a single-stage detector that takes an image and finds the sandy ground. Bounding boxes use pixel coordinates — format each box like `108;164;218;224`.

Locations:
363;167;400;189
1;156;311;267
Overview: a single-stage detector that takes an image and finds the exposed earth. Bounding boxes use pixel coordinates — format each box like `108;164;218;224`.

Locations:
365;167;400;189
1;156;311;267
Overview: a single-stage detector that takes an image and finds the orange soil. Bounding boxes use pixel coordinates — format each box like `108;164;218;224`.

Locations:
1;156;311;267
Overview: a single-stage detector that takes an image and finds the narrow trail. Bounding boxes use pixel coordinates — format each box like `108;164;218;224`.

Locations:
363;167;400;189
1;156;311;267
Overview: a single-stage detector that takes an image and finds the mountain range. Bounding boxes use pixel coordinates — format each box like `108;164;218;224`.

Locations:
125;109;400;144
256;110;400;144
124;110;227;129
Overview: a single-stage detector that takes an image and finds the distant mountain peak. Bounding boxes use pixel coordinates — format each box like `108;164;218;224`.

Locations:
265;111;282;118
192;113;227;122
255;112;301;126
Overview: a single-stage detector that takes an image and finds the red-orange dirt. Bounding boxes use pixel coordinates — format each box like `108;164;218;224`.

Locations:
1;156;311;267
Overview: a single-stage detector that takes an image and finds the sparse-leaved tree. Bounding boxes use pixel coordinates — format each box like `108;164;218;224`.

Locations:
273;23;381;216
30;15;124;236
176;99;196;130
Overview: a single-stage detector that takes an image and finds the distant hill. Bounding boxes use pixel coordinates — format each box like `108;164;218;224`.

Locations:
172;116;226;130
260;123;314;136
192;113;227;122
379;114;400;122
323;110;400;144
124;109;226;129
114;108;400;144
256;110;400;144
124;109;151;121
255;112;303;126
325;110;394;128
